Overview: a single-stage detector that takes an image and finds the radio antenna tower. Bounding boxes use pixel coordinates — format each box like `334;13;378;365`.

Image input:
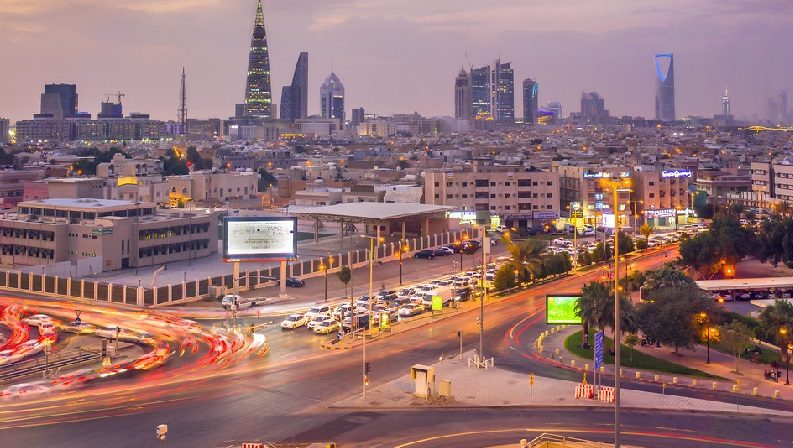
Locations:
178;67;187;135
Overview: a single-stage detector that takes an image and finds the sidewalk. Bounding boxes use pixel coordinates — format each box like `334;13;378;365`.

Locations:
538;325;793;401
333;350;791;416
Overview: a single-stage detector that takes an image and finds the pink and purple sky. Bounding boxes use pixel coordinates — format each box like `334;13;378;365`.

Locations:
1;0;791;122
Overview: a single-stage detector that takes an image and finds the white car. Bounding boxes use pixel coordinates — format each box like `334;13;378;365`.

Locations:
313;320;341;335
307;315;332;330
304;305;331;320
22;314;52;326
38;322;57;337
280;314;308;330
398;303;424;317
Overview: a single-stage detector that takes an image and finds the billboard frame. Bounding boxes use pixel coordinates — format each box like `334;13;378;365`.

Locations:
546;293;582;325
222;216;297;263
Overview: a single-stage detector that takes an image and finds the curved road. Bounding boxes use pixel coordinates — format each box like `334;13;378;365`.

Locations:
1;247;792;447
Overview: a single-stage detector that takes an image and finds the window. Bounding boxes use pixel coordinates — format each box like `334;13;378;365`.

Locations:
649;193;655;198
518;179;531;187
434;194;439;199
547;193;553;198
547;205;552;209
532;181;538;186
434;182;440;187
547;181;553;186
462;182;468;187
533;193;538;198
490;194;496;198
446;182;453;187
505;206;511;210
504;193;511;198
475;180;488;187
475;192;488;199
490;182;496;187
462;194;468;198
446;194;453;199
505;182;511;187
649;181;655;186
519;203;531;210
518;192;531;198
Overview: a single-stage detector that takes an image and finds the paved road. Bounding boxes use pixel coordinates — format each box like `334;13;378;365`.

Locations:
3;247;789;447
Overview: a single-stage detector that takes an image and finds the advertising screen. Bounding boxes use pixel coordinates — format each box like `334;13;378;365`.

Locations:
546;294;582;325
223;217;297;262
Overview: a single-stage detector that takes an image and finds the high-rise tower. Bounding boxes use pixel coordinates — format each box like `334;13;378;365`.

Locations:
244;0;273;119
320;73;345;124
490;60;514;124
280;52;309;122
454;69;472;119
522;78;539;125
721;88;730;116
654;53;675;121
470;66;491;118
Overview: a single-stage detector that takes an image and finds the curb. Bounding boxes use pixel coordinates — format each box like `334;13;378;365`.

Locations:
535;331;793;404
325;403;790;417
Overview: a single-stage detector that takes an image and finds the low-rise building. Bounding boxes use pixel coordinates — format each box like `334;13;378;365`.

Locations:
424;165;560;229
2;198;216;271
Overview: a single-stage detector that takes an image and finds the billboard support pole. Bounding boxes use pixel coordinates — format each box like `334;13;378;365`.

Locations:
279;260;287;299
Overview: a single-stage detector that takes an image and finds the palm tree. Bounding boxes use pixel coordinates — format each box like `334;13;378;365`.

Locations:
575;281;611;348
640;223;653;245
507;239;544;283
775;201;792;217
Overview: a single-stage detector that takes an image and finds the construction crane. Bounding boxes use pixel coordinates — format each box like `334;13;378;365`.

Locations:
464;52;473;70
103;91;125;104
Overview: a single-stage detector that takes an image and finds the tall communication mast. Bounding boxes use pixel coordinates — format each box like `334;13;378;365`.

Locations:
178;67;187;135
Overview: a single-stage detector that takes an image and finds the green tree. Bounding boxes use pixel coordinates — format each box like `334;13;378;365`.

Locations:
575;282;635;349
539;253;572;278
635;238;648;251
257;168;278;192
774;201;793;217
759;300;793;348
186;146;212;170
160;147;188;176
493;265;516;291
507;239;544;282
71;147;129;175
754;217;793;268
617;231;634;255
679;232;719;278
336;266;352;298
639;223;653;244
720;321;754;374
636;282;709;353
624;333;640;363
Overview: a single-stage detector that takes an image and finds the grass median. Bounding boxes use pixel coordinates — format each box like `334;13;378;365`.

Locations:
564;330;724;380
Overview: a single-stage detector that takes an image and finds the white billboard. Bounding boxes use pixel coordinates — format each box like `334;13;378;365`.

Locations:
223;217;297;262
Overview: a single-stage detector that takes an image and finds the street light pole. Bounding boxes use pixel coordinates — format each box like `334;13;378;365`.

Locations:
399;240;404;286
601;175;631;448
360;234;381;398
479;228;489;364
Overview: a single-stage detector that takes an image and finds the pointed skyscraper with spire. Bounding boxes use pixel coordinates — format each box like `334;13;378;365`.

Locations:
244;0;273;119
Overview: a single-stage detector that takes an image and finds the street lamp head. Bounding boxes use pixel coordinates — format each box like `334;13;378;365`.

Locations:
699;312;707;319
781;327;789;336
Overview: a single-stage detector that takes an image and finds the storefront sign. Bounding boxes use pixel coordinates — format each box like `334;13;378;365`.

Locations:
532;211;559;220
583;171;631;179
661;169;692;178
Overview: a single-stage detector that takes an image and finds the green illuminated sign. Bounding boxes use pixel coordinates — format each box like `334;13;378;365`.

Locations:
546;295;582;325
432;295;443;312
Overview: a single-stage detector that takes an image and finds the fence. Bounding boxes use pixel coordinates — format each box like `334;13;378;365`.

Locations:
0;229;478;308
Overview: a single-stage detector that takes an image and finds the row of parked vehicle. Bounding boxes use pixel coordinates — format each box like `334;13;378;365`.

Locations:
413;239;483;260
280;270;489;334
713;289;793;303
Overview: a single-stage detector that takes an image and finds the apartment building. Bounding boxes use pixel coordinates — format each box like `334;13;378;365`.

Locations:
1;198;216;271
423;165;559;228
632;168;692;228
751;160;793;203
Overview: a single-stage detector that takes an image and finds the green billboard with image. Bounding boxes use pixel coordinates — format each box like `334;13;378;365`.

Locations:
546;294;582;325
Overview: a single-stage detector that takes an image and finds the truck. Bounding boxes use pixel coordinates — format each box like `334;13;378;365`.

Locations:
220;294;268;310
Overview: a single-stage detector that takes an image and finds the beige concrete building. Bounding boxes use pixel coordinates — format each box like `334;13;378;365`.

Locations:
96;153;163;178
751;160;793;203
632;168;692;228
2;198;216;272
423;165;560;228
167;171;258;204
0;170;46;208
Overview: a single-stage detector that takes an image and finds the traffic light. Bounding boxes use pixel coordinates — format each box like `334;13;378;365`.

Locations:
364;362;371;375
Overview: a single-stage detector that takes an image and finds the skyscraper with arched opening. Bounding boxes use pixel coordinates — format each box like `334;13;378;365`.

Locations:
655;53;675;121
244;0;273;119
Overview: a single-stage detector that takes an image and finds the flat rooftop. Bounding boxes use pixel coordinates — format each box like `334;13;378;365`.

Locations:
287;202;453;221
19;198;155;211
696;276;793;291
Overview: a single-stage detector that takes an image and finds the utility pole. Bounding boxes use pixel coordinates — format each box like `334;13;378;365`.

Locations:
479;229;488;364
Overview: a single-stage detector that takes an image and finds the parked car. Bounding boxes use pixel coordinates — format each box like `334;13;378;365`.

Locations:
313;320;341;335
285;277;305;288
414;249;436;260
462;240;482;250
398;303;424;317
280;314;309;330
434;247;454;256
307;315;333;330
304;305;332;320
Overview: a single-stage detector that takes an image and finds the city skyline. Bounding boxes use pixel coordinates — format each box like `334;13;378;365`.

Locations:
1;0;793;122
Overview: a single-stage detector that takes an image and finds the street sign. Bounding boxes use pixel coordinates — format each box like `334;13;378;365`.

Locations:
594;331;604;370
75;316;82;326
432;296;443;312
379;312;390;329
